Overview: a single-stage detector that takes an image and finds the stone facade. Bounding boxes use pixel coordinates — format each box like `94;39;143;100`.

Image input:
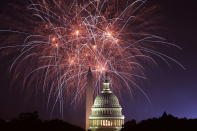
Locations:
89;76;124;131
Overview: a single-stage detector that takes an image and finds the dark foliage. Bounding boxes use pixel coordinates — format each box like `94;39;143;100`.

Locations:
1;112;197;131
0;111;84;131
122;112;197;131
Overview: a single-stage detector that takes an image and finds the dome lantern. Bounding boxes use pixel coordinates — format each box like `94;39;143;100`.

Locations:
102;73;111;93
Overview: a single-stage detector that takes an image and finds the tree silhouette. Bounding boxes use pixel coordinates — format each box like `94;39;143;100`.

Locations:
0;111;84;131
122;112;197;131
0;111;197;131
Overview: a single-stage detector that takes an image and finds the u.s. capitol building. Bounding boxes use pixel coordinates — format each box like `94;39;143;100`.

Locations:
88;75;125;131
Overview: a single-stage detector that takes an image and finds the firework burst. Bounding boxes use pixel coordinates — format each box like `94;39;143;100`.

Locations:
0;0;184;116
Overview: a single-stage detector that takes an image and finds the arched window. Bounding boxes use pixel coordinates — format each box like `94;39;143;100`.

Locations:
108;120;110;126
103;120;105;126
92;120;94;126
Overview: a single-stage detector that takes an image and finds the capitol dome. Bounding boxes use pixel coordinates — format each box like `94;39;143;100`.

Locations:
89;75;124;131
93;93;121;108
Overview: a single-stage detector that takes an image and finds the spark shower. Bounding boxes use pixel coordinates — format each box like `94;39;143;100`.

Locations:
0;0;184;116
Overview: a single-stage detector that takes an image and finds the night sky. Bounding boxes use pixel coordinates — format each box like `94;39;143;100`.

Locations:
0;0;197;128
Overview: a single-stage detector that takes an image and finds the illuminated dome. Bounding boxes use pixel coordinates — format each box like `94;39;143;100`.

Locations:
89;75;124;131
93;93;121;108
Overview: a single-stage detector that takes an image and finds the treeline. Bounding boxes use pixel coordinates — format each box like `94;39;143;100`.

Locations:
121;112;197;131
1;112;197;131
0;112;84;131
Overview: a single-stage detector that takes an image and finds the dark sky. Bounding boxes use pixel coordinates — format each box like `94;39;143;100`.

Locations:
0;0;197;128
